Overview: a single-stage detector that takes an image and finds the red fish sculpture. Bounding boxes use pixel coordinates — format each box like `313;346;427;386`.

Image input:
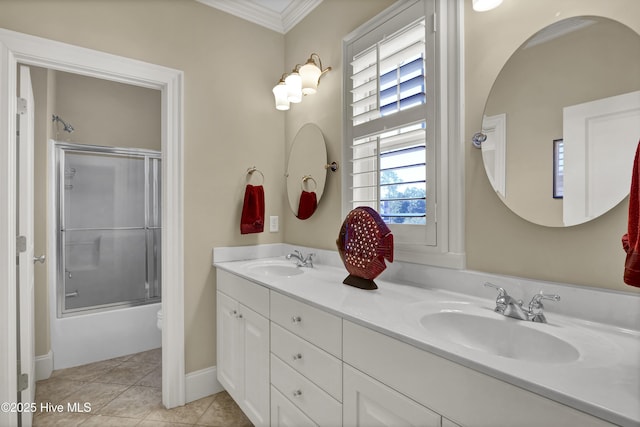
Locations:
336;207;394;290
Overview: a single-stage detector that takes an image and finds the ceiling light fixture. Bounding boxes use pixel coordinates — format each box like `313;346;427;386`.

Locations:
472;0;503;12
273;53;331;111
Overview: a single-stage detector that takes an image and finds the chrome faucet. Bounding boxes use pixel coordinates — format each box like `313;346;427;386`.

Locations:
527;292;561;323
484;282;560;323
286;250;315;268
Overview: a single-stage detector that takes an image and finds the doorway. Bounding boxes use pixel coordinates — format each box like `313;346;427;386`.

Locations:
0;27;185;423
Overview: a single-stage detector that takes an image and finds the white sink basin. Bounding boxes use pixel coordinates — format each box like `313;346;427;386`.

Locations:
245;261;304;277
420;311;580;363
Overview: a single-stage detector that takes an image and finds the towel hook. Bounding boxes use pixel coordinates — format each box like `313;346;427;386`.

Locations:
301;175;317;191
246;166;264;185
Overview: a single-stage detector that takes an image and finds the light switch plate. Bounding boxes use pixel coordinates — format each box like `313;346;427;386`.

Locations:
269;216;279;232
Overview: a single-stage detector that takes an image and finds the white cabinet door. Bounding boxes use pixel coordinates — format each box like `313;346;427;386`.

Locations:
271;386;318;427
241;305;270;426
217;291;242;399
343;364;441;427
217;289;270;426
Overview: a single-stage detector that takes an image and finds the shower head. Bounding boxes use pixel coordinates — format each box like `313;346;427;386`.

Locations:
52;115;75;133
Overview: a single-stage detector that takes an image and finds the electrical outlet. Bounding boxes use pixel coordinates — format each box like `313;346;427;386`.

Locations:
269;216;279;232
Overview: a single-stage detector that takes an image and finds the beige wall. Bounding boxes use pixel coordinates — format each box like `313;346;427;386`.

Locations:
3;0;639;377
287;0;640;294
282;0;396;247
465;0;640;292
53;71;161;150
0;0;285;372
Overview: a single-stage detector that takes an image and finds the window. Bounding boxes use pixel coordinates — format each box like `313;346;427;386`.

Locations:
343;0;464;267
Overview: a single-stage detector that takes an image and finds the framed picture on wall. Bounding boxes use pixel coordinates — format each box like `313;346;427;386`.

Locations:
553;138;564;199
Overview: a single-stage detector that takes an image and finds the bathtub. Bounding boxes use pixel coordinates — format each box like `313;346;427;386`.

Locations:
50;302;162;369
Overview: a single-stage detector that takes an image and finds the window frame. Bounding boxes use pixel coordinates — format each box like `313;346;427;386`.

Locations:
342;0;465;269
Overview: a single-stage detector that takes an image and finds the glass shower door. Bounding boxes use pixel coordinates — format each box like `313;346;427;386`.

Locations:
59;148;159;315
147;157;162;300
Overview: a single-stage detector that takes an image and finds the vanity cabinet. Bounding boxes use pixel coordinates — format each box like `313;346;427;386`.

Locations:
216;270;270;426
216;268;615;427
343;320;612;427
269;292;343;427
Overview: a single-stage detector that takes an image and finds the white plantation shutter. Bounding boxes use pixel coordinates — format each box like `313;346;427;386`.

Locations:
345;0;436;246
351;20;427;126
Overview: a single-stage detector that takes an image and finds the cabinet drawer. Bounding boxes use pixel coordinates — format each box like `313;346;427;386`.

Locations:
217;269;269;317
270;291;341;357
271;322;342;401
343;320;613;427
271;386;317;427
271;354;342;427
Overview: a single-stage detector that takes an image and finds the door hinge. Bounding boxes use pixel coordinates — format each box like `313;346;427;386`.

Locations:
432;13;437;33
17;235;27;253
16;97;27;115
17;373;28;392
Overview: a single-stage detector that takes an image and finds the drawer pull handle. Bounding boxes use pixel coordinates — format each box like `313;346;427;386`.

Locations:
292;390;302;397
231;310;237;316
237;313;243;319
291;315;302;324
292;353;303;361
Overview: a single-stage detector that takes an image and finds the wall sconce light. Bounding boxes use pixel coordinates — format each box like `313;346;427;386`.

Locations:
472;0;503;12
273;74;290;111
273;53;331;111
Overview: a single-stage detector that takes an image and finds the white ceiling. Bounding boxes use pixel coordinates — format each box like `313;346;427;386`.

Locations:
196;0;324;34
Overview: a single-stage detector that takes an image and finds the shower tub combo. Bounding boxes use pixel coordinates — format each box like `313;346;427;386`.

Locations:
50;142;162;369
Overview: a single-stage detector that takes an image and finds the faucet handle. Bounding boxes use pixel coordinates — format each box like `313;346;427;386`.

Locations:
529;292;560;306
484;282;507;297
304;253;315;266
484;282;509;313
528;292;560;323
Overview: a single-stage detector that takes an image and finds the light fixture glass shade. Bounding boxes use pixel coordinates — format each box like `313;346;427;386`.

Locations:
300;62;322;95
285;72;302;103
472;0;503;11
272;82;290;110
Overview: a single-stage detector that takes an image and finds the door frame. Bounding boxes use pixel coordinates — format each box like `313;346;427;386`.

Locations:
0;27;185;419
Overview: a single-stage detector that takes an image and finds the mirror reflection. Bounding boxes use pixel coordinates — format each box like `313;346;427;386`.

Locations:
480;16;640;227
286;123;328;219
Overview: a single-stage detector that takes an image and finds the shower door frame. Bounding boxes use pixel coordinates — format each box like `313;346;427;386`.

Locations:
0;27;185;413
55;142;162;317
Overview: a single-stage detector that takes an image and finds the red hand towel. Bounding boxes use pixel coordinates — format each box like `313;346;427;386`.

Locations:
240;185;264;234
297;190;317;220
622;140;640;287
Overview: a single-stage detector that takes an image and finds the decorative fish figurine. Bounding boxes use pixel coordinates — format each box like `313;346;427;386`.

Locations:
336;206;394;290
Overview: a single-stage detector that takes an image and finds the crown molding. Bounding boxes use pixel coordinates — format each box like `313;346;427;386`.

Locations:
197;0;323;34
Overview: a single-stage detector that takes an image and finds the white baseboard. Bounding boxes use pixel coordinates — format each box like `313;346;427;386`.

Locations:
185;365;224;403
35;350;53;381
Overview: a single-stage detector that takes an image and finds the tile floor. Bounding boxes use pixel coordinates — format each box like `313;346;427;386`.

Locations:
33;348;253;426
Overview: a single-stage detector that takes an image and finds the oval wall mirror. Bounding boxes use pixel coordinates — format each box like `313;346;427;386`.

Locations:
480;16;640;227
286;123;328;219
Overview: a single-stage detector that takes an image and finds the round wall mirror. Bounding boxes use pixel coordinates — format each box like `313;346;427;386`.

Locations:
286;123;328;219
480;16;640;227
